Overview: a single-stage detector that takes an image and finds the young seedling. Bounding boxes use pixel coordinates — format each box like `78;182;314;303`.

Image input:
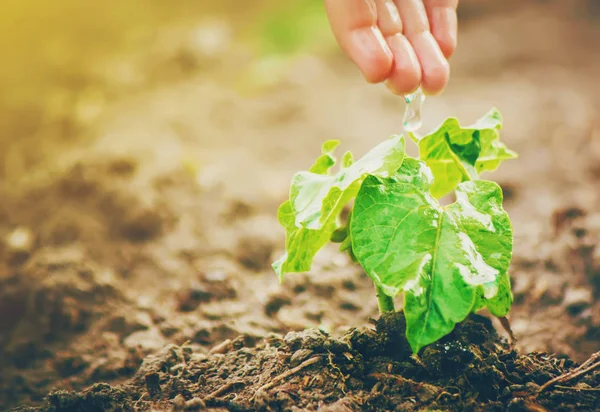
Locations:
273;108;518;354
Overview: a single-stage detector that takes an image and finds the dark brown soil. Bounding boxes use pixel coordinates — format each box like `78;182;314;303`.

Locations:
1;1;600;411
8;312;600;412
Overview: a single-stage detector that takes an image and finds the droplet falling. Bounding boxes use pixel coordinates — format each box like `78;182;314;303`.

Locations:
402;88;425;133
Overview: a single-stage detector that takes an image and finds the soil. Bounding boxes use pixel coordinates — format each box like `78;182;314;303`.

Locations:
8;313;600;412
1;0;600;411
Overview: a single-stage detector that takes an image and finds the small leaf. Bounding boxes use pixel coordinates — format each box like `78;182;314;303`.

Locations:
411;108;517;198
273;135;406;279
309;139;340;174
350;158;513;353
342;151;354;168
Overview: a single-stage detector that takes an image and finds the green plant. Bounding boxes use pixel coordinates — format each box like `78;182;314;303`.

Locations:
273;108;518;353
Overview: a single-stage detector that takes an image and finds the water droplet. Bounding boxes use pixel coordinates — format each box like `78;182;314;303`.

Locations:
403;88;426;133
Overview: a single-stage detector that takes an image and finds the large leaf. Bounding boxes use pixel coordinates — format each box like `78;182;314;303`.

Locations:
411;108;517;198
273;135;406;279
350;158;513;353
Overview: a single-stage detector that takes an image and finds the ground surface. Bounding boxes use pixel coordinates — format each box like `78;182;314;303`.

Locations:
1;1;600;411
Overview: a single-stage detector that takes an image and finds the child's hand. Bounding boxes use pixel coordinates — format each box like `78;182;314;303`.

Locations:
324;0;457;95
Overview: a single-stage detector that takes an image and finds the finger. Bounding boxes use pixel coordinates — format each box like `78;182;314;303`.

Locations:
424;0;458;58
394;0;450;95
324;0;393;83
375;0;421;95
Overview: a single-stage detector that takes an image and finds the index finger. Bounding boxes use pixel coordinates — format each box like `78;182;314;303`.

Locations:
324;0;394;83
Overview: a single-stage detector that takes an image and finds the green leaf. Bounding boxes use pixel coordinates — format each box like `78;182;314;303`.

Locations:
341;151;354;168
475;271;513;317
273;135;406;279
350;158;513;353
411;108;517;198
309;139;340;174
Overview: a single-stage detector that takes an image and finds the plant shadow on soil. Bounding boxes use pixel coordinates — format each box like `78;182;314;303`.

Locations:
9;312;599;412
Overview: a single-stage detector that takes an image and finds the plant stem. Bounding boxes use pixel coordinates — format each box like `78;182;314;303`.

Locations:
376;285;395;313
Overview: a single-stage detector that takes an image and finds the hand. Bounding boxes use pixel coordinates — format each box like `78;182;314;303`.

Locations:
324;0;458;95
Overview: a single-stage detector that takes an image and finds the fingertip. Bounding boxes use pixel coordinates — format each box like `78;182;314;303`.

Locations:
421;58;450;95
435;34;456;59
385;78;420;96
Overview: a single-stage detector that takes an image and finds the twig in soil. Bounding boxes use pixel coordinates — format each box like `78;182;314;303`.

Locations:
410;354;426;368
205;380;246;401
537;351;600;394
249;355;323;401
497;316;516;345
368;372;417;387
327;351;348;394
133;394;147;409
436;390;460;402
555;385;600;391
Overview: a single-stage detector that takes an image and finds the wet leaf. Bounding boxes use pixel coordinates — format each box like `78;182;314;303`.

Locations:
350;158;513;353
273;135;405;279
411;108;517;198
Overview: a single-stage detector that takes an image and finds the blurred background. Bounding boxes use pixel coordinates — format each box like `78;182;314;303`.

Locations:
1;0;600;408
1;0;598;195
